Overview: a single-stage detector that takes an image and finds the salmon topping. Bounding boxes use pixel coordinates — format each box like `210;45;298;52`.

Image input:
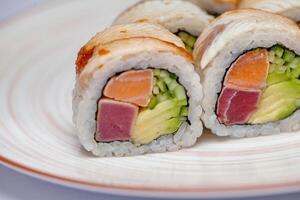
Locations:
224;49;269;90
103;69;153;107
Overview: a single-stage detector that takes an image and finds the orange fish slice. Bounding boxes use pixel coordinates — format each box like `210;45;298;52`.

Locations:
103;69;153;107
224;49;269;90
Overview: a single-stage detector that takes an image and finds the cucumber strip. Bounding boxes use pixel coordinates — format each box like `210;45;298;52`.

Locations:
180;117;187;122
271;45;284;57
268;51;276;63
153;86;160;95
157;92;172;102
178;32;189;42
291;68;300;79
186;36;196;48
157;80;167;92
180;107;188;116
273;57;285;66
269;64;277;73
163;76;173;85
287;57;300;69
159;70;170;78
153;77;157;85
283;49;295;63
178;99;188;106
186;46;193;53
274;65;287;73
174;85;187;100
148;96;159;109
169;73;177;79
153;68;160;76
167;80;179;91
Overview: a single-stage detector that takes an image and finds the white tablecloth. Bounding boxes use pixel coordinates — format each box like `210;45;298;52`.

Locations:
0;1;300;199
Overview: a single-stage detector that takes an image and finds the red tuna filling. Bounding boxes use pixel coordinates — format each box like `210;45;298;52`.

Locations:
217;87;261;125
96;99;138;142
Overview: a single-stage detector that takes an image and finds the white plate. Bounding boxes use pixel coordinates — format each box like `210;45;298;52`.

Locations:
1;0;300;198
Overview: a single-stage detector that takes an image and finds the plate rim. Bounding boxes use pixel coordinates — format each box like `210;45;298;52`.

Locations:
1;154;300;199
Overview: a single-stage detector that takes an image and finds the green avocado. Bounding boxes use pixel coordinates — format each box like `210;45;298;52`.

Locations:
267;72;290;86
249;81;300;124
132;117;183;145
138;99;178;122
177;31;197;52
132;99;185;144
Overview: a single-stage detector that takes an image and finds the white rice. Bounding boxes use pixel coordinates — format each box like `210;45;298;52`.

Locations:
73;52;203;157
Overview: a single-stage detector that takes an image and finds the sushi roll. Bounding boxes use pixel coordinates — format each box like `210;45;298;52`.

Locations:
239;0;300;23
191;0;240;15
113;0;214;52
73;23;203;157
193;9;300;137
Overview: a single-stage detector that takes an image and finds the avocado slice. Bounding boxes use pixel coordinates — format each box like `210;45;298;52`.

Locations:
249;81;300;124
132;117;183;145
132;99;184;144
136;99;178;122
136;106;181;133
267;72;290;86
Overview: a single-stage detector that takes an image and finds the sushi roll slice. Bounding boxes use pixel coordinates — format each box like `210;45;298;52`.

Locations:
193;9;300;137
113;0;214;52
73;23;203;157
191;0;240;15
239;0;300;23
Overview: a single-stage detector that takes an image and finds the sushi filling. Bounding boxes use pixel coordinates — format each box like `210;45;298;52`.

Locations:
95;69;189;145
176;31;197;52
217;45;300;125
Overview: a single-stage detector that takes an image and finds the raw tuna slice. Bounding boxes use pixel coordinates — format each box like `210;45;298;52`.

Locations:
103;69;153;107
224;49;269;90
217;87;261;125
96;99;138;142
